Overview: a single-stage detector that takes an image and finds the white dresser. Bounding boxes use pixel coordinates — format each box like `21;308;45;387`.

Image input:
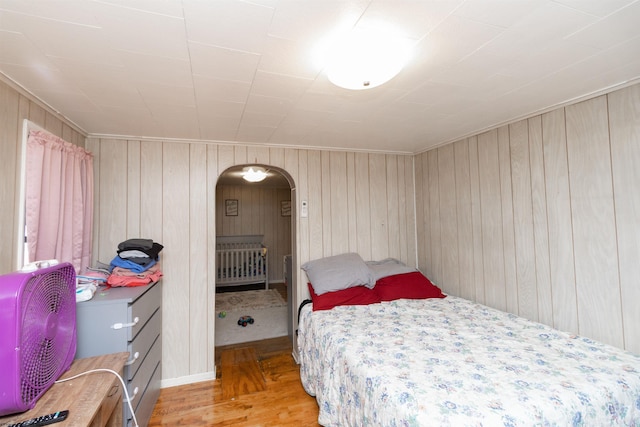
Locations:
75;281;162;427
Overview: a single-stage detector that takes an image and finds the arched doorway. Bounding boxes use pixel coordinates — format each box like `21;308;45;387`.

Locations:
213;164;296;349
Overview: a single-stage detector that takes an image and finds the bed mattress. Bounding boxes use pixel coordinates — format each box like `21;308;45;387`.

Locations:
298;296;640;426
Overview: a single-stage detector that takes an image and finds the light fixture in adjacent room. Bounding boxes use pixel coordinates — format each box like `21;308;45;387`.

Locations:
242;166;268;182
323;27;413;90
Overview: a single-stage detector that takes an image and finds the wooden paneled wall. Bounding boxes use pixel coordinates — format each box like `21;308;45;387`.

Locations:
86;137;416;382
0;77;86;274
415;83;640;354
216;185;291;282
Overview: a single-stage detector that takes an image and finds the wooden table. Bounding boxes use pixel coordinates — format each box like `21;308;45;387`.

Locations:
0;352;129;427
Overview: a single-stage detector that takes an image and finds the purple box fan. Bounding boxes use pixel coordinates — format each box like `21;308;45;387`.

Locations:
0;261;77;416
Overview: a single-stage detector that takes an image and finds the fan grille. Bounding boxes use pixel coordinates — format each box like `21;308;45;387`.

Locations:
20;267;75;405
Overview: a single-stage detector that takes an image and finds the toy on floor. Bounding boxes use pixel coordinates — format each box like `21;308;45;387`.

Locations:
218;311;226;318
238;315;254;327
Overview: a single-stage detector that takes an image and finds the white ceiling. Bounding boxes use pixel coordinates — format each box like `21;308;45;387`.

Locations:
1;0;639;154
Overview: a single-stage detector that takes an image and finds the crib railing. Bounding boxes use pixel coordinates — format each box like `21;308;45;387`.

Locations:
216;236;268;288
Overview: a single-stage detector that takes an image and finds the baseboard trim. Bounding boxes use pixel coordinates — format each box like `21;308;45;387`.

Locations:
160;369;217;388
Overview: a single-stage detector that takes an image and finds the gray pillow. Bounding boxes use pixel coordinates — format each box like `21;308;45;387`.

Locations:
366;258;417;282
302;253;375;295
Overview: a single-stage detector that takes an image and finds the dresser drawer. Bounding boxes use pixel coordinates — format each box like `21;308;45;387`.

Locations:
76;282;162;359
126;307;161;380
127;361;161;427
128;282;162;341
127;334;161;407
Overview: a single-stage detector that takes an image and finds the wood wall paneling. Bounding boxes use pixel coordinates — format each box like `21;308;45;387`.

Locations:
437;144;459;296
467;137;485;304
405;156;417;267
346;152;358;253
330;151;348;255
321;151;332;257
140;141;163;244
477;130;506;311
0;82;20;272
297;150;310;299
97;140;128;262
206;144;219;371
189;144;209;374
415;83;640;352
354;152;372;260
162;143;192;379
414;153;427;273
509;120;538;321
385;155;400;260
307;150;323;261
497;126;518;314
453;140;474;300
369;154;388;261
608;84;640;354
541;108;578;334
527;116;553;326
427;150;441;286
565;96;624;348
126;141;141;238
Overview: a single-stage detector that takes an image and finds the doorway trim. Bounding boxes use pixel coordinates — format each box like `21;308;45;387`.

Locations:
210;164;298;372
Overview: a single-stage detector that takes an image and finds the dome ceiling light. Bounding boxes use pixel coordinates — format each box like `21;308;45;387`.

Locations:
323;27;413;90
242;166;268;182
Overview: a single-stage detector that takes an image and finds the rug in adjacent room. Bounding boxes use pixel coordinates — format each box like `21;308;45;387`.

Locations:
215;289;287;346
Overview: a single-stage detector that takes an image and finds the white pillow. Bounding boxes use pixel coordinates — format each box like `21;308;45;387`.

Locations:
301;253;375;295
366;258;417;282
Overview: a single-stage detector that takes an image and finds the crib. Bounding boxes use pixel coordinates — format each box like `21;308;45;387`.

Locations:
215;235;268;289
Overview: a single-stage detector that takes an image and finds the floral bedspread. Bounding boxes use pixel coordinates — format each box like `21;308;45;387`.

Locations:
298;296;640;426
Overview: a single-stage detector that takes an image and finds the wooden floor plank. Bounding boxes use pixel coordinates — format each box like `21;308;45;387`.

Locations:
149;336;320;426
221;347;266;400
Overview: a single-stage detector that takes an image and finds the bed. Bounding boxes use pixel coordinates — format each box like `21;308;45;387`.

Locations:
298;253;640;427
216;235;268;289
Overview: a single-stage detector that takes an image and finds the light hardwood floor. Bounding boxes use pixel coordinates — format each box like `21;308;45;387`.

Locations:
149;336;320;426
150;284;320;426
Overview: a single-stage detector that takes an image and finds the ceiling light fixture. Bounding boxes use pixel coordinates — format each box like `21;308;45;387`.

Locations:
242;166;268;182
324;27;413;90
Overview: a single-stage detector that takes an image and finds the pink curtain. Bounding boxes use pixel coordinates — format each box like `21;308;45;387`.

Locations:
26;130;94;272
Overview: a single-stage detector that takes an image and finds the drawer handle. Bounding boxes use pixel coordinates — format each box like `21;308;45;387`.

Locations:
125;386;139;403
125;351;140;366
111;316;140;330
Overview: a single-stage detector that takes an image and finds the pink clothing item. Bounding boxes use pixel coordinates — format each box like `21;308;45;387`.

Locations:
107;264;162;287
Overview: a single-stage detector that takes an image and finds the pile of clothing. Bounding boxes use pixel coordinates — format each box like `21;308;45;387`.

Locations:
76;265;109;301
107;238;163;287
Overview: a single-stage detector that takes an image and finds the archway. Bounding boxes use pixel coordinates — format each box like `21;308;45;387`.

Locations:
212;164;297;353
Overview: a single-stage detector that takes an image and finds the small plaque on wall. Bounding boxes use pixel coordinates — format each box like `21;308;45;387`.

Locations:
225;199;238;216
281;200;291;216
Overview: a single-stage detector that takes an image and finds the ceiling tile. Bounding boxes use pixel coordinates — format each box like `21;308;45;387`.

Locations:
193;75;251;104
118;51;193;86
0;9;121;65
245;93;293;116
565;1;640;49
0;29;57;69
250;70;313;100
189;41;261;82
552;0;635;17
183;0;274;53
452;0;543;28
257;35;320;79
93;2;189;60
360;0;462;39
